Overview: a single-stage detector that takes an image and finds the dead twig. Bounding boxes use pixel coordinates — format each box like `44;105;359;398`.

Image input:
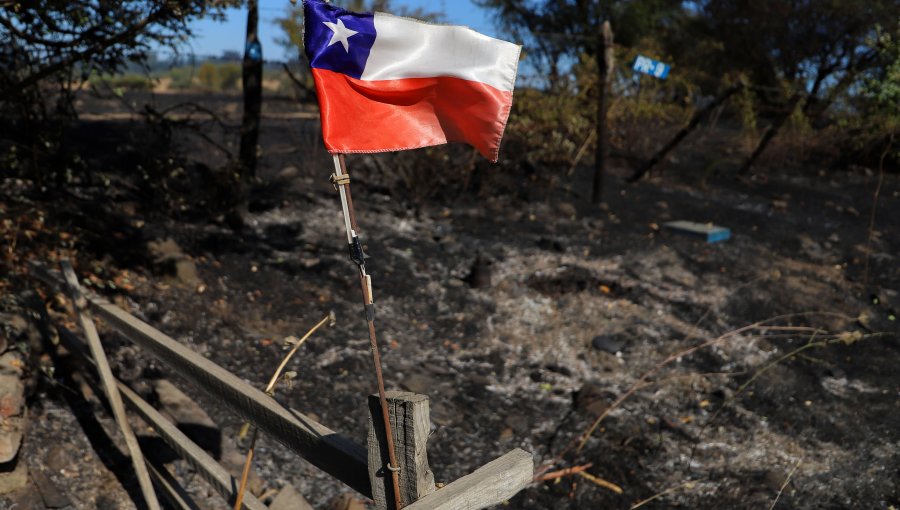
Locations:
577;471;623;494
534;463;593;482
629;480;696;509
567;130;595;176
768;459;802;510
863;132;893;287
534;310;855;480
688;329;889;469
232;313;335;510
573;314;852;454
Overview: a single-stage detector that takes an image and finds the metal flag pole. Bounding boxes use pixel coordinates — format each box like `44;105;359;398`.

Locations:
330;154;404;510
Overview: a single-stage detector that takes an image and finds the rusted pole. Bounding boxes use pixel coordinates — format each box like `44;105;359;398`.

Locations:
331;154;404;510
592;20;614;204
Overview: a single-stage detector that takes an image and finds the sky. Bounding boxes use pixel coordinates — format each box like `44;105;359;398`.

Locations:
173;0;498;62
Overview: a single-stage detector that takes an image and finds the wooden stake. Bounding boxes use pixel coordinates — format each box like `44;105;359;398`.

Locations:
367;392;436;509
592;20;614;204
239;0;263;181
233;314;332;510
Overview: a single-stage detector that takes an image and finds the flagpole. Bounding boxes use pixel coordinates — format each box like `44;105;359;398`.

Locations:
331;154;404;510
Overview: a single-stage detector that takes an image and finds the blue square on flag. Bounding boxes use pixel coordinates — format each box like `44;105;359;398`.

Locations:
304;2;376;79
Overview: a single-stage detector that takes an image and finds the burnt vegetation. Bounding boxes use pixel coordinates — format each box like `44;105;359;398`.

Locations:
1;1;899;509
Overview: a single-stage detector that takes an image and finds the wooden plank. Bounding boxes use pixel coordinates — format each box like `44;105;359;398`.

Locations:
30;264;371;498
55;324;269;510
367;392;436;509
404;449;533;510
59;261;161;510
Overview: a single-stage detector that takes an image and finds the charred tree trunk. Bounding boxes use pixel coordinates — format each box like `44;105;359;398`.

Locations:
239;0;263;182
737;92;803;176
628;82;744;183
592;20;614;204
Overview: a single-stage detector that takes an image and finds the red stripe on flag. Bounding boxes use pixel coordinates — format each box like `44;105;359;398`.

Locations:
312;68;513;162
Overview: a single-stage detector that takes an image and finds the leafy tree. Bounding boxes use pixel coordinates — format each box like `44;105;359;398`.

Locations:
0;1;235;100
475;0;684;87
691;0;900;117
198;61;220;91
218;63;242;91
857;22;900;161
0;0;237;181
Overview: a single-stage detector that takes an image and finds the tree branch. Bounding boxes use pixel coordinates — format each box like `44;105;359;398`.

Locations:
1;7;171;97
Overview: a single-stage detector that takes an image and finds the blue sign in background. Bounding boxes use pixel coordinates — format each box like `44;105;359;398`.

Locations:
633;55;670;79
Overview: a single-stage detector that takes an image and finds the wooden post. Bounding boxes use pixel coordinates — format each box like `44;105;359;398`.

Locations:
368;392;436;509
60;261;161;510
592;20;614;204
239;0;263;181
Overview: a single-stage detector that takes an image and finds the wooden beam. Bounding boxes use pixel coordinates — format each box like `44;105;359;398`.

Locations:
60;261;161;510
368;392;436;509
55;324;269;510
404;449;533;510
31;264;372;498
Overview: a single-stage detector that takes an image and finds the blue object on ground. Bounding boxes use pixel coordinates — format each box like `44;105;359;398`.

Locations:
663;220;731;243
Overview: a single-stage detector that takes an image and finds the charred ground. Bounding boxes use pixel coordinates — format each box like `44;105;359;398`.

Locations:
1;91;898;509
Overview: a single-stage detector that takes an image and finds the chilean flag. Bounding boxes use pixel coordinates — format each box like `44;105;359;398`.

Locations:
303;0;521;162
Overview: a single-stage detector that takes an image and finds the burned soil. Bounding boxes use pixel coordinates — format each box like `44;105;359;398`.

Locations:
1;92;898;509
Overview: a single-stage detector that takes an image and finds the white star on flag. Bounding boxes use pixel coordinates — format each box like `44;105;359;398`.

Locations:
322;19;358;52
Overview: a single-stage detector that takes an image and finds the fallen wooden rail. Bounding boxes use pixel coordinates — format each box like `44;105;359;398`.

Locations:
32;262;534;510
32;263;370;496
55;324;268;510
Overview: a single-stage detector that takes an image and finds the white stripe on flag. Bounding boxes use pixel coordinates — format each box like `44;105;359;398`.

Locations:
360;13;520;92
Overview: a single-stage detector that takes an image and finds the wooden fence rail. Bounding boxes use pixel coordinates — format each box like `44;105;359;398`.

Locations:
55;324;269;510
31;262;533;510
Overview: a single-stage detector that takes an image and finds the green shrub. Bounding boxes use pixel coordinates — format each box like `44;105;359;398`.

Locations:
197;62;218;91
218;63;242;91
90;73;154;93
168;67;194;89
